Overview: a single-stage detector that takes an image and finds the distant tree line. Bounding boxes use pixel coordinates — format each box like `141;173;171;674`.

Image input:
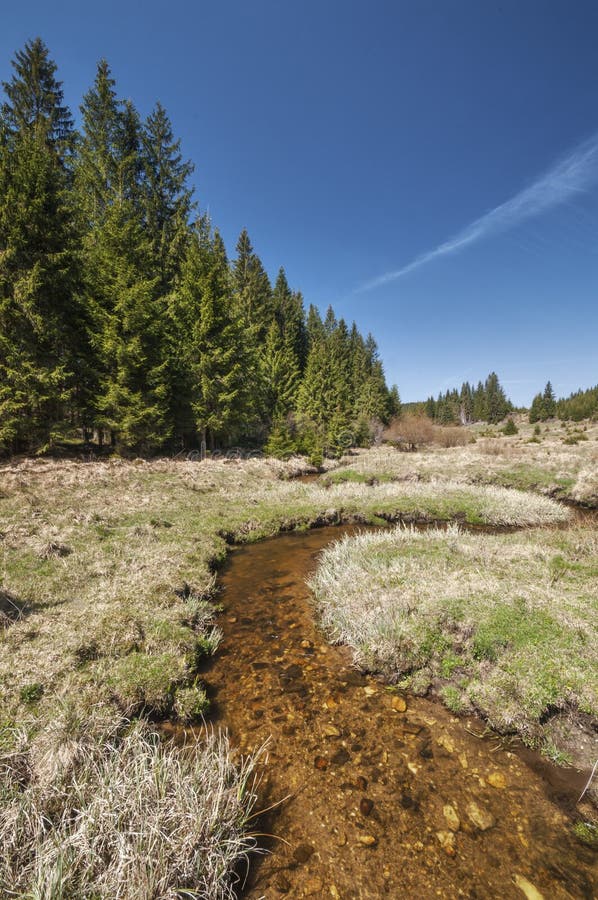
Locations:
417;375;597;426
423;373;512;425
530;382;598;423
0;39;399;458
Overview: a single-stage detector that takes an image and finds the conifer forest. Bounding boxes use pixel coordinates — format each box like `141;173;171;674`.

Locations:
0;39;401;458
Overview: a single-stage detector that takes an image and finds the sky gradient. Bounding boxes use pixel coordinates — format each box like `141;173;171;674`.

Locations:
2;1;597;405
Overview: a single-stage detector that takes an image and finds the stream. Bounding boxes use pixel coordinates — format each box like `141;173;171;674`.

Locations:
167;525;597;899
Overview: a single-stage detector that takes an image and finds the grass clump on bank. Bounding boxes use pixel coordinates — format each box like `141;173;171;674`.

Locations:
309;524;597;767
0;723;260;899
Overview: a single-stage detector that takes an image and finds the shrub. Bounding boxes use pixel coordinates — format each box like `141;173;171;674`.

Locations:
188;628;223;671
108;652;186;716
19;683;44;705
440;684;466;713
433;425;470;447
264;420;297;459
383;414;435;450
502;418;518;436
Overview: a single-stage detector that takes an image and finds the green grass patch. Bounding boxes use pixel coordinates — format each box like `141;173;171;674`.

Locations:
491;464;575;493
107;651;187;716
573;822;598;847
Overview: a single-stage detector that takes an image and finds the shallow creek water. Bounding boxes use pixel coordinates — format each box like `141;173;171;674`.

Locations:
168;525;597;899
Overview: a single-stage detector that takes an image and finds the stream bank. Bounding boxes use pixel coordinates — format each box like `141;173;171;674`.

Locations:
166;525;596;899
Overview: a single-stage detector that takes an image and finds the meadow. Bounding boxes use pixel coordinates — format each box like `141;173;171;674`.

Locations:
0;423;594;896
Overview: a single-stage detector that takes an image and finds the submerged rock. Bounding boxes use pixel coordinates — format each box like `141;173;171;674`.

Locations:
466;801;495;831
513;874;545;900
436;830;456;856
488;771;507;789
443;804;460;832
357;834;378;846
391;695;407;712
293;843;315;863
360;797;374;816
331;747;351;766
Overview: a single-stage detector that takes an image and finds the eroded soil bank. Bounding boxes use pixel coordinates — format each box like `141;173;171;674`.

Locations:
170;526;596;899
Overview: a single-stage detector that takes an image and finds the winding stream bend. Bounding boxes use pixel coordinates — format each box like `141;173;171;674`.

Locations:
171;526;597;899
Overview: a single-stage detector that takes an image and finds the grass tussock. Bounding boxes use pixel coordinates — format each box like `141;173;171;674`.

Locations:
309;525;598;762
0;722;261;899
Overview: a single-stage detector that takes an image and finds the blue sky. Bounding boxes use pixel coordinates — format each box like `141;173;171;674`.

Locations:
2;1;597;405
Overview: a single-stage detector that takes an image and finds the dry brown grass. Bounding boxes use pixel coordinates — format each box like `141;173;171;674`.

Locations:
337;417;598;506
434;425;471;448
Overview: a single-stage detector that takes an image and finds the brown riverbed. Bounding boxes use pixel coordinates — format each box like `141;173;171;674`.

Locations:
168;525;597;899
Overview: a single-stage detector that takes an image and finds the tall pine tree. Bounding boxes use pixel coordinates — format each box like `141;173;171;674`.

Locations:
0;39;83;450
174;223;251;448
141;102;194;292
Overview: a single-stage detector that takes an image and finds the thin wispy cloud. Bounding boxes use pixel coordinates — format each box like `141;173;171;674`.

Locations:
358;131;598;291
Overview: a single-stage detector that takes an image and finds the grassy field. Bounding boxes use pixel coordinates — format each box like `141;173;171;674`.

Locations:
0;450;580;895
328;417;598;507
309;524;598;771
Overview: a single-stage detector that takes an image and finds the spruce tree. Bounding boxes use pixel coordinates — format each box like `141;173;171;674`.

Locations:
388;385;401;418
175;223;251;448
542;381;556;419
306;303;325;347
472;381;487;421
459;382;473;424
94;202;170;452
0;39;82;450
141;102;194;292
74;60;122;227
75;66;174;450
297;310;354;455
1;38;73;151
353;332;390;431
425;396;436;420
271;269;306;365
261;321;300;422
232;228;272;339
529;393;544;424
484;372;510;423
556;385;598;421
296;311;329;452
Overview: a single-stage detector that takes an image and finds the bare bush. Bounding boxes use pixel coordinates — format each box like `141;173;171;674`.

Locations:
384;416;471;450
383;414;435;450
433;425;470;448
